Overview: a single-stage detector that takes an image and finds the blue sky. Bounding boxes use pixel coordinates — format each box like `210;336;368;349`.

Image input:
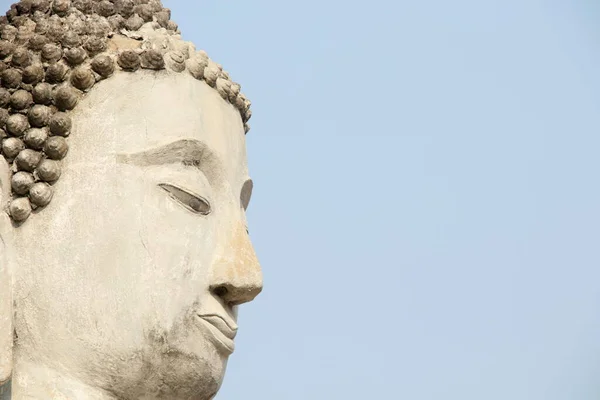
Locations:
1;0;599;399
167;1;600;399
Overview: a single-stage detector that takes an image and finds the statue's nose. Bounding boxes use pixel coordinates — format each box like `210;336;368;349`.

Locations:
210;223;263;306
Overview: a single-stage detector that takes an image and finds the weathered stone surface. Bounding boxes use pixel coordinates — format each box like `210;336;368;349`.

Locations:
0;1;261;399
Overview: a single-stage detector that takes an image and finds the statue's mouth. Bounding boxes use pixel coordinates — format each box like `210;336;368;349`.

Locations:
197;314;238;354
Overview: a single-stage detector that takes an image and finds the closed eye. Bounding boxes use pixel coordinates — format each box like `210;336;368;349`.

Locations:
159;183;211;215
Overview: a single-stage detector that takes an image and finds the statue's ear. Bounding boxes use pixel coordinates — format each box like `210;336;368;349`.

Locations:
0;155;12;384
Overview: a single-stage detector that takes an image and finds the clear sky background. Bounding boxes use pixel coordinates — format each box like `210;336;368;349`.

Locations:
0;0;598;399
166;1;600;399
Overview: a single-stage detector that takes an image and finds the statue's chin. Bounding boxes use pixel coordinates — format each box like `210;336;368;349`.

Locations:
102;341;227;400
75;321;229;399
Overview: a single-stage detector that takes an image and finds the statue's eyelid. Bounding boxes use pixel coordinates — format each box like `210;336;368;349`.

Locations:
158;183;211;215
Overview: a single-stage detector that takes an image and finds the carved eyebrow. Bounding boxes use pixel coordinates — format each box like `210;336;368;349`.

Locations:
115;139;223;184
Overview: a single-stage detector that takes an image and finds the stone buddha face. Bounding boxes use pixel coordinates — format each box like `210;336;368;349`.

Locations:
0;2;262;399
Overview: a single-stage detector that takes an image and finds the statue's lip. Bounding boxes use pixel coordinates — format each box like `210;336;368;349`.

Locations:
197;314;238;353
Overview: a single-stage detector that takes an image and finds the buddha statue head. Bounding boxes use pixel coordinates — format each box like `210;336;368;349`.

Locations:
0;1;263;399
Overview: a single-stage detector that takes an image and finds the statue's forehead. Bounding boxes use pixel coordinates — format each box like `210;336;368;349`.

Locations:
69;71;249;181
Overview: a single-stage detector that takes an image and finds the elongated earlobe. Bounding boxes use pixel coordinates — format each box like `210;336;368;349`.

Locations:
0;155;13;384
0;236;12;385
